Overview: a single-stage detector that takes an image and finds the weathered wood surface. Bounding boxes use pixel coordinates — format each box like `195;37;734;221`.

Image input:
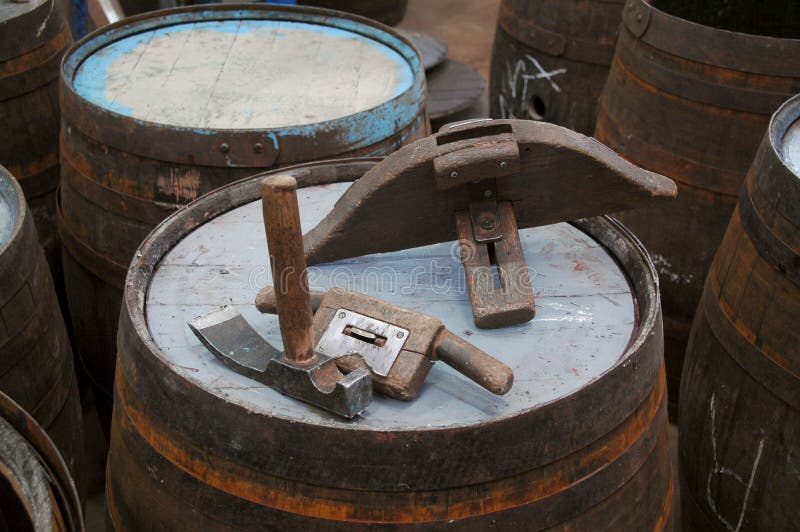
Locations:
0;390;83;531
303;119;675;265
58;4;427;431
397;29;447;71
106;157;671;529
0;0;71;291
0;169;83;496
679;95;800;531
490;0;624;134
595;0;800;419
426;59;486;121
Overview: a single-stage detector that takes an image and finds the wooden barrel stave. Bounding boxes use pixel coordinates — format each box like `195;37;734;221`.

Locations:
0;0;71;279
0;390;83;531
489;0;624;135
595;0;800;418
0;168;83;494
106;156;671;529
298;0;409;25
679;96;800;530
58;5;428;428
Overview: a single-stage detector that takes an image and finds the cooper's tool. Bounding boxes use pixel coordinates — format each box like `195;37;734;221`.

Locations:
189;175;372;419
255;286;514;400
302;119;677;328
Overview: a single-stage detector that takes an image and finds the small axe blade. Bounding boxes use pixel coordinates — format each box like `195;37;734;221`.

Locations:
189;307;371;419
189;174;373;419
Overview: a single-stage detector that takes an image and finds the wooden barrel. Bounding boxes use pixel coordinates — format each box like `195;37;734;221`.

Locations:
58;4;427;430
594;0;800;418
679;95;800;531
0;390;83;531
0;166;83;490
0;0;72;285
108;156;673;530
489;0;624;135
298;0;409;26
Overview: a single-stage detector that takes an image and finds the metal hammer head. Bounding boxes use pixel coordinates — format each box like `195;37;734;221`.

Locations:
188;173;373;420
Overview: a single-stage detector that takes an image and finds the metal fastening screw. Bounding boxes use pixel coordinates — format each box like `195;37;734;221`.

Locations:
254;143;264;153
481;218;495;230
338;312;346;319
450;171;458;178
396;331;405;339
219;143;230;153
500;161;508;168
484;189;493;198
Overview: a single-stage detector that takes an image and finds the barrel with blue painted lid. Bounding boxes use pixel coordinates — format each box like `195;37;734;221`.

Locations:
0;165;83;496
108;157;673;530
0;0;72;303
58;4;427;431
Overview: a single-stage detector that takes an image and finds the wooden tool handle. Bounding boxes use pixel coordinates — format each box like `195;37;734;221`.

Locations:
262;175;314;364
256;286;325;314
434;330;514;395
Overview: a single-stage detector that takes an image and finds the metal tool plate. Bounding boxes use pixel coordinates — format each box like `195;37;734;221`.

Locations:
315;309;409;377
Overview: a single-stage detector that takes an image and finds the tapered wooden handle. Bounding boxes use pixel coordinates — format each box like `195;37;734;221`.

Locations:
434;330;514;395
256;286;325;314
262;175;314;364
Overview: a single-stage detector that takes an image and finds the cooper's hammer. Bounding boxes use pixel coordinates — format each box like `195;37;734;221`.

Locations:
189;175;372;419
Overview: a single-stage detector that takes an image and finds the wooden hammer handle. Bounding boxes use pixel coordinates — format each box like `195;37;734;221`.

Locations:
434;330;514;395
262;175;314;365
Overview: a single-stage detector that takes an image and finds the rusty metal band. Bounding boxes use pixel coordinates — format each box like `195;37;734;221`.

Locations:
497;5;616;65
614;34;789;115
56;193;128;290
700;278;800;410
738;183;800;288
0;42;65;101
0;390;83;530
623;0;800;77
0;291;54;377
60;4;426;168
0;0;66;63
595;107;741;196
111;362;667;525
61;153;180;227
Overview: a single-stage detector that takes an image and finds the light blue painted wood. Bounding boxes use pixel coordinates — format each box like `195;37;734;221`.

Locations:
146;182;636;429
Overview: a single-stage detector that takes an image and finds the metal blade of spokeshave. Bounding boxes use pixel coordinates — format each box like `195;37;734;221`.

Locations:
188;306;280;380
302;118;677;329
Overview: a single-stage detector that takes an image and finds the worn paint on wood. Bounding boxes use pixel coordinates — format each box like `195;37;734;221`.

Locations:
145;181;635;428
73;19;414;129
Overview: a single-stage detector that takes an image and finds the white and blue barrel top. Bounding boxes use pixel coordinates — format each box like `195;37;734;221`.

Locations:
146;182;637;429
0;173;18;250
72;18;415;129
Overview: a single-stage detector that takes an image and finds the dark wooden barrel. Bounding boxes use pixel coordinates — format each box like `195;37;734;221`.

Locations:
0;390;83;531
298;0;409;26
58;3;427;431
0;0;72;285
0;166;83;490
489;0;625;135
594;0;800;418
107;156;672;530
679;95;800;531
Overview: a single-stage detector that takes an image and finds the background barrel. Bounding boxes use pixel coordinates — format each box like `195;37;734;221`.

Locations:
0;390;83;531
679;96;800;531
107;155;672;530
594;0;800;418
298;0;408;25
0;0;72;290
0;166;83;490
58;3;427;431
489;0;624;134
